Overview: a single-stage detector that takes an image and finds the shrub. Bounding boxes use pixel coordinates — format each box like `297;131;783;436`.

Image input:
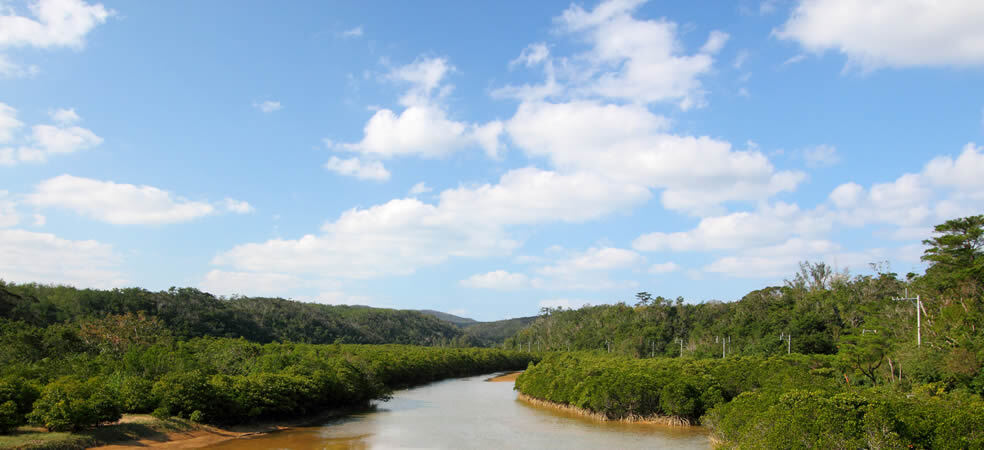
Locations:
27;376;121;432
119;376;156;413
151;370;214;419
659;380;699;419
0;400;19;433
0;377;37;432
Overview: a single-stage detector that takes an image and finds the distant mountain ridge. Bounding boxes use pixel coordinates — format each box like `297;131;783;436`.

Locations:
417;309;538;347
417;309;479;326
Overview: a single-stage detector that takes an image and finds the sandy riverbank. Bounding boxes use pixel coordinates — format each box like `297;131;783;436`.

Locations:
486;371;522;382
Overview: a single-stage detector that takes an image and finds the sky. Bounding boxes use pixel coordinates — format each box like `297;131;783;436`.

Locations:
1;0;983;320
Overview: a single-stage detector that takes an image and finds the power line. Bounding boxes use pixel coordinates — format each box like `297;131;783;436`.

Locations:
893;288;921;347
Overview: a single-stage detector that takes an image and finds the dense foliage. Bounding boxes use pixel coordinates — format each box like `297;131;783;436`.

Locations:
0;319;534;433
516;353;838;423
513;216;984;448
0;284;465;346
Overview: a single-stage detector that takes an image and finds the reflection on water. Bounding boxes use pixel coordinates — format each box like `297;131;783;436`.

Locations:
205;373;710;449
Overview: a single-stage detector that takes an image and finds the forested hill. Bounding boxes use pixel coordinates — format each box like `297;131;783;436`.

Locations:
418;310;478;326
508;215;984;377
417;310;537;346
0;284;464;346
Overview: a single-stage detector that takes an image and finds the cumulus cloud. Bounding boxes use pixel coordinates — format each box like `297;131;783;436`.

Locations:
408;182;432;196
803;144;839;167
648;262;680;274
253;100;281;113
0;0;112;49
0;102;22;143
510;43;549;68
0;228;125;288
634;202;831;252
537;247;645;278
538;298;585;310
0;104;102;166
704;238;841;278
324;156;390;181
335;57;504;159
0;54;39;78
340;26;363;38
49;107;80;124
555;0;728;109
222;198;254;214
29;175;223;224
0;191;19;227
506;100;804;215
199;270;305;297
460;270;530;290
212;167;648;281
775;0;984;70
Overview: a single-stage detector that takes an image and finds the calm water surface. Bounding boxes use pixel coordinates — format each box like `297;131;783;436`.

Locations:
205;373;710;449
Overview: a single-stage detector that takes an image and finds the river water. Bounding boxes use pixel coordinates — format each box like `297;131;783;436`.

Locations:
205;373;710;449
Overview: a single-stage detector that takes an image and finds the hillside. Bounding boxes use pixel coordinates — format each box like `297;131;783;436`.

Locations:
0;283;464;346
418;309;478;326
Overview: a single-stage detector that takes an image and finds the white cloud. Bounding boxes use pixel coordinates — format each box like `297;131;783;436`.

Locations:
803;144;839;167
648;262;680;274
438;168;650;225
408;182;432;196
29;123;101;154
0;0;112;49
324;156;390;181
538;298;585;310
923;143;984;191
0;54;39;78
537;246;645;278
700;30;730;54
212;167;648;281
253;100;281;113
337;57;504;159
0;228;125;288
49;107;80;124
0;102;23;142
759;0;779;15
460;270;530;290
510;43;549;68
29;174;217;224
782;54;806;66
0;191;18;227
704;238;841;278
0;105;102;165
557;0;727;109
633;202;831;252
223;198;254;214
32;213;44;226
775;0;984;70
199;270;304;297
311;291;374;306
733;50;750;69
340;26;363;38
506;100;804;215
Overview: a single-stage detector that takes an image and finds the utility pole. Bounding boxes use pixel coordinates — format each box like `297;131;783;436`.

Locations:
780;332;791;354
676;338;683;357
894;288;921;347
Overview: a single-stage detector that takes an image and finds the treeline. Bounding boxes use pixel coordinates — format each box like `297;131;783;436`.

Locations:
0;314;535;432
516;353;984;448
0;284;470;346
511;215;984;448
508;216;984;391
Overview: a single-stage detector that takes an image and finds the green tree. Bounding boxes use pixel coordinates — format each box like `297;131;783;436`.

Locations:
921;215;984;294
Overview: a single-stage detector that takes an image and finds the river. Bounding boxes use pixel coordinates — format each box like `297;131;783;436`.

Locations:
205;373;710;449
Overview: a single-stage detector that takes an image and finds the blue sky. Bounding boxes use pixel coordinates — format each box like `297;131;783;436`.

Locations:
1;0;983;320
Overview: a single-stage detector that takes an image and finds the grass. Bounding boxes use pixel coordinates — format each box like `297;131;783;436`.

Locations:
0;415;198;449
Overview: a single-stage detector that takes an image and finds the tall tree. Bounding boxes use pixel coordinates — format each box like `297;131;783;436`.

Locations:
922;215;984;294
